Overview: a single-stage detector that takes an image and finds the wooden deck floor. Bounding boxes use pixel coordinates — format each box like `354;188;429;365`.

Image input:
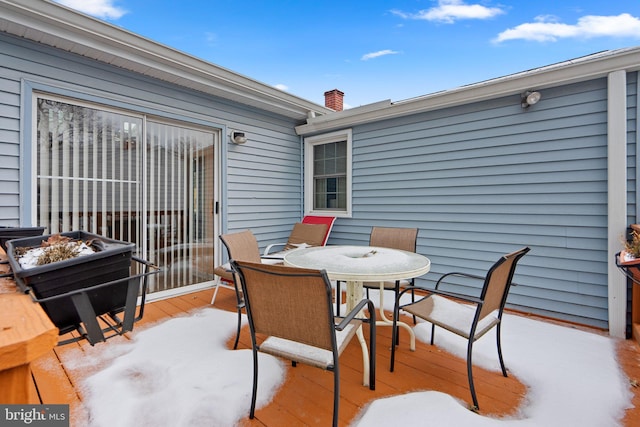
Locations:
22;286;640;426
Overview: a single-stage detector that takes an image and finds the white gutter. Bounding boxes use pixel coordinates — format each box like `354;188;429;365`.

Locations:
296;47;640;135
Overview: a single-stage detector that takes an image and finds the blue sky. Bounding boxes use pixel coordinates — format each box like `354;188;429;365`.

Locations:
54;0;640;108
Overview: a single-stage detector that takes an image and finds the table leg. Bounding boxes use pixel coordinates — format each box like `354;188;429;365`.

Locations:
346;280;370;387
374;282;415;351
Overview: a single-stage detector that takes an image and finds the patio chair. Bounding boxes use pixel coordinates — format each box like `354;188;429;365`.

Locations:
212;230;263;349
230;259;376;427
336;227;419;325
391;246;530;410
262;215;336;259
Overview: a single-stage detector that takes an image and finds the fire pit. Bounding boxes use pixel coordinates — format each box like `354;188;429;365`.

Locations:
6;231;158;345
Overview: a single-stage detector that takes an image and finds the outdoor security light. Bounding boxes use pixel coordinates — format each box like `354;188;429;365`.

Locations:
230;131;247;145
521;91;542;108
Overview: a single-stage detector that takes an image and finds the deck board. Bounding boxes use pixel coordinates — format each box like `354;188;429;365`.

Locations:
17;286;640;426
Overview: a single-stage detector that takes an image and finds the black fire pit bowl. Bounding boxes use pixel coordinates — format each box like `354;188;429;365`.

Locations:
6;231;136;338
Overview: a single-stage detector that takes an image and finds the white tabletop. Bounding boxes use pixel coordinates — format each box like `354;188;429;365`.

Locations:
283;245;431;282
285;245;430;387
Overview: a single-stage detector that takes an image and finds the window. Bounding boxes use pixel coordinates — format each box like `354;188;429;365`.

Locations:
304;129;352;217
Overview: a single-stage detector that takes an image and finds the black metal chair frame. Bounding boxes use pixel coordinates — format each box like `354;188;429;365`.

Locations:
391;246;530;410
218;231;263;350
231;260;376;427
216;262;244;350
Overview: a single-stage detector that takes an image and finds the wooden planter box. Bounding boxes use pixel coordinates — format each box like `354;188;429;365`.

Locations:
6;231;135;341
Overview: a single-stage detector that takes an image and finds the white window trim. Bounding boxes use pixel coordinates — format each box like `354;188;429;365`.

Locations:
304;129;352;218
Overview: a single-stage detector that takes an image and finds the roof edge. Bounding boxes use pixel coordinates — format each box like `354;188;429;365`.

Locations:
0;0;332;120
296;47;640;135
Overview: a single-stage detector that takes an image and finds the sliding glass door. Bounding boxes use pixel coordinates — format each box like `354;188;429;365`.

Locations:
145;120;216;291
35;96;217;294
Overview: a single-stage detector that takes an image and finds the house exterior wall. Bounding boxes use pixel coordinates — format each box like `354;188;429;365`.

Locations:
2;7;639;330
326;77;622;329
0;32;303;253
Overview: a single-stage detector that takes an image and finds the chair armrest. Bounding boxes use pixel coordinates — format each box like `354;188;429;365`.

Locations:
435;271;485;289
335;298;375;331
263;243;286;256
436;270;523;287
397;284;483;306
425;287;483;305
215;262;232;272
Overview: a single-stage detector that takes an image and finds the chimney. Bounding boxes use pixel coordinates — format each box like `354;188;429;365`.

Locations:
324;89;344;111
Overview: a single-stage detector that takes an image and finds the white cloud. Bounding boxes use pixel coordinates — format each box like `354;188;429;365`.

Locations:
361;49;400;61
392;0;505;24
204;32;217;46
54;0;127;20
273;84;289;91
495;13;640;43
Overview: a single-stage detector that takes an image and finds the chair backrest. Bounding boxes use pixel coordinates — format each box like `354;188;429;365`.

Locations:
369;227;418;253
283;222;329;251
219;230;262;263
302;215;336;246
478;247;530;320
231;260;336;351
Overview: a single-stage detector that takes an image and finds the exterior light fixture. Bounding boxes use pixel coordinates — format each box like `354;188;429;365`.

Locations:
521;91;541;108
230;131;247;145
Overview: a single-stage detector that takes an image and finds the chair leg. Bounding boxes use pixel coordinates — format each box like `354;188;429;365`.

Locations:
212;277;235;305
211;277;221;304
390;301;399;372
249;346;259;419
335;281;341;316
332;366;340;427
231;278;244;350
467;339;479;410
430;324;436;345
410;287;417;324
393;281;401;346
369;313;377;389
233;307;242;350
496;322;508;377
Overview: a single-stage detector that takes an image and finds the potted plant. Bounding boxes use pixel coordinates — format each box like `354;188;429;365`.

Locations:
620;227;640;265
617;225;640;344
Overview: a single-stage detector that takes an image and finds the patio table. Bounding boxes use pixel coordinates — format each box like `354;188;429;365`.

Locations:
284;245;431;386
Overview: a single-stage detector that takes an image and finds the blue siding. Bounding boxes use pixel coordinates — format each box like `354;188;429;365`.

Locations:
0;32;303;252
627;72;639;331
328;79;611;328
630;72;639;223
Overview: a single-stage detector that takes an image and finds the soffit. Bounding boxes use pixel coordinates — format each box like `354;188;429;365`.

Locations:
0;0;332;121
